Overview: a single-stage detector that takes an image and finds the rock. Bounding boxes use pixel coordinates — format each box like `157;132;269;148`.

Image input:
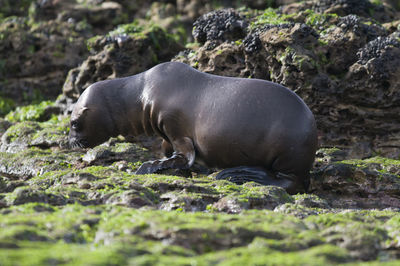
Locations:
337;37;400;158
61;172;99;186
274;203;323;218
82;140;153;166
0;17;90;105
321;220;387;260
213;185;293;213
105;188;158;208
314;148;350;167
7;187;67;206
175;0;275;23
30;0;125;33
294;193;331;209
0;119;11;139
175;8;400;158
0;147;83;180
193;9;248;43
320;15;387;75
159;191;213;211
311;155;400;209
62;23;183;99
0;116;69;152
175;41;248;77
311;0;397;23
1;121;42;153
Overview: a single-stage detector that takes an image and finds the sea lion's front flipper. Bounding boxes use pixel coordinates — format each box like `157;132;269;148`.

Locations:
215;166;299;192
135;137;195;174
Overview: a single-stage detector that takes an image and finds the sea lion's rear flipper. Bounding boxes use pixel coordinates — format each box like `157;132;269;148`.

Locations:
135;137;195;175
215;166;301;193
135;153;189;174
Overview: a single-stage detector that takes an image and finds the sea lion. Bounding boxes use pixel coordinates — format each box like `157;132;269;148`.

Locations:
69;62;318;194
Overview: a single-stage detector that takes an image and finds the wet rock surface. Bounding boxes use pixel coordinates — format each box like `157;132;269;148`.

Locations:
1;0;400;265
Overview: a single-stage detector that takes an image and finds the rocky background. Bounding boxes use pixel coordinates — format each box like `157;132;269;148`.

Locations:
0;0;400;265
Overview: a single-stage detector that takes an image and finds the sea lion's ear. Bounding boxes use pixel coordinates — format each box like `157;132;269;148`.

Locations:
79;107;89;116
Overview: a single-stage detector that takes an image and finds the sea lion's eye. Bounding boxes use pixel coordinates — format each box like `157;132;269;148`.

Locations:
71;120;79;130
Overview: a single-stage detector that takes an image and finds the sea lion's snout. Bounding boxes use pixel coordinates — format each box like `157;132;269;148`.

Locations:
68;122;90;149
68;136;89;149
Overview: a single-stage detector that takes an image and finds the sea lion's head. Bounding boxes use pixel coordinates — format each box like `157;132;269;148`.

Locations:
68;85;116;148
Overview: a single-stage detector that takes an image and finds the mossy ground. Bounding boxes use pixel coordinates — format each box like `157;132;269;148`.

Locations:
0;128;400;265
0;203;399;265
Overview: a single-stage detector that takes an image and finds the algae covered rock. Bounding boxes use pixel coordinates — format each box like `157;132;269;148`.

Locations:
311;152;400;209
0;17;90;104
62;22;183;99
175;6;400;158
1;204;400;265
81;140;153;166
0;115;69;152
0;118;11;138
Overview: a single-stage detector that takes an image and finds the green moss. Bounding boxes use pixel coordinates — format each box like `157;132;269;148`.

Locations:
185;42;200;50
239;183;293;203
338;157;400;176
306;210;398;227
318;38;329;46
303;9;338;31
318;147;342;155
0;146;83;180
0;203;399;265
370;0;383;6
31;115;70;142
0;204;107;262
85;35;102;52
108;20;144;37
1;121;40;142
5;101;55;122
0;95;15;116
251;8;294;29
235;39;243;46
0;241;133;266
